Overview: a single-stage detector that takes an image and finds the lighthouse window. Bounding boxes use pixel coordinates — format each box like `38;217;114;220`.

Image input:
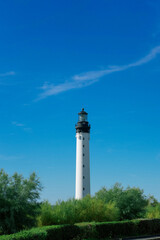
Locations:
83;176;85;179
79;136;81;140
83;145;84;147
83;164;85;167
83;188;85;191
83;137;85;140
83;153;85;156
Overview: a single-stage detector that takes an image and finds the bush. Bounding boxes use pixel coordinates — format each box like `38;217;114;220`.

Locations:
0;225;80;240
146;204;160;219
0;227;47;240
1;219;160;240
78;219;160;239
38;201;54;226
38;196;119;226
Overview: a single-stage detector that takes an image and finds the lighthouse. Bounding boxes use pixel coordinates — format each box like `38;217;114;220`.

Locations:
75;108;91;199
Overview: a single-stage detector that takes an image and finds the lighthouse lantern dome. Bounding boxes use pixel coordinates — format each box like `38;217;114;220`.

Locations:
78;108;88;122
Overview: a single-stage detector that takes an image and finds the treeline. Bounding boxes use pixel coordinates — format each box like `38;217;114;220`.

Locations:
38;183;160;226
0;169;160;235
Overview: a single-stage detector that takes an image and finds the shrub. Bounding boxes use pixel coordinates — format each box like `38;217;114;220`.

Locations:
77;219;160;239
146;204;160;219
0;225;80;240
38;201;54;226
38;196;119;226
1;219;160;240
0;227;47;240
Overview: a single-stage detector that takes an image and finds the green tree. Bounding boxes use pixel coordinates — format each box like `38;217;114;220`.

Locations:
0;169;42;234
117;187;148;220
95;183;148;220
147;195;158;207
95;183;123;203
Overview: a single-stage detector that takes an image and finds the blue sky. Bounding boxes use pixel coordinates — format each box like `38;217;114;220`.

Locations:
1;0;160;203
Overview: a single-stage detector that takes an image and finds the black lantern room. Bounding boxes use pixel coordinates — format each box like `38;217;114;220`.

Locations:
75;108;91;133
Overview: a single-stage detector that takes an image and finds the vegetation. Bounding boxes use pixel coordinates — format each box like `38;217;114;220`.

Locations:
1;219;160;240
146;203;160;219
0;169;42;234
1;168;160;237
95;183;148;220
38;183;154;226
38;197;119;226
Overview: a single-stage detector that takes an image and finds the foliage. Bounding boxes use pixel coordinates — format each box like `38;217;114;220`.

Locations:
1;219;160;240
95;183;123;203
38;196;119;226
38;183;157;226
145;204;160;219
0;169;42;234
37;201;54;226
117;187;148;219
0;168;159;236
0;225;79;240
95;183;148;220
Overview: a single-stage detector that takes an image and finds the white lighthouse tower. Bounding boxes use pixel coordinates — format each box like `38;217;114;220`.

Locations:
75;108;91;199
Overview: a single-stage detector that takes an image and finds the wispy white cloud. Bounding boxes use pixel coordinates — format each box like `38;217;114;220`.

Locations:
36;46;160;100
12;121;24;127
0;71;15;77
0;71;16;85
12;121;32;132
35;79;97;101
73;46;160;81
127;46;160;67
